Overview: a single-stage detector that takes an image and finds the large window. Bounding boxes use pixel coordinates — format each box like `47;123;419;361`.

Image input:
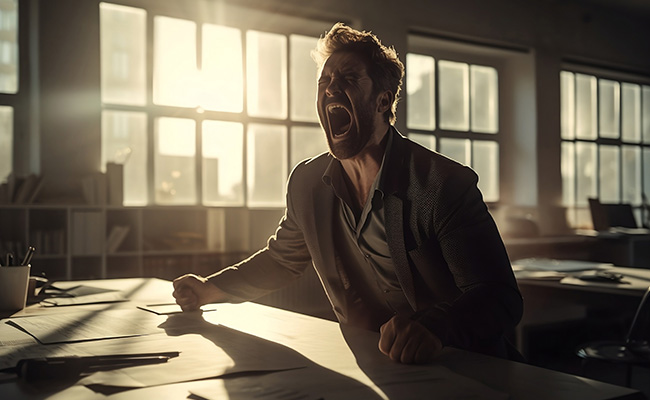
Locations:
100;2;328;207
0;0;18;184
406;52;500;202
560;69;650;229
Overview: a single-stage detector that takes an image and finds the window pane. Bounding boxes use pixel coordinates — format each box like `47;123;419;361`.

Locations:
154;117;196;205
622;145;641;205
560;71;575;140
201;24;243;113
598;79;620;139
247;31;287;119
100;3;146;106
576;141;597;206
576;74;597;140
470;65;498;134
643;86;650;144
561;141;575;207
439;137;470;165
599;145;619;203
290;35;318;122
153;16;198;108
101;111;147;206
408;133;435;151
202;120;244;206
643;147;650;208
0;106;12;182
0;0;17;94
406;53;435;130
438;60;469;131
472;141;499;202
621;83;641;143
247;124;287;207
290;126;327;168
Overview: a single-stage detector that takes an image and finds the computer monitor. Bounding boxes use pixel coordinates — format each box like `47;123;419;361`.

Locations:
588;198;638;230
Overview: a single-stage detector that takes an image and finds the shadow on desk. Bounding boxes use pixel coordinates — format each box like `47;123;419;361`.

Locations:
158;314;385;400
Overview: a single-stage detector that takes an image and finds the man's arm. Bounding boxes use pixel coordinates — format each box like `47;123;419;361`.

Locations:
172;161;314;309
412;166;523;357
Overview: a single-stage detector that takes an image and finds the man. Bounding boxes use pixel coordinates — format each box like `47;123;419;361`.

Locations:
173;23;523;364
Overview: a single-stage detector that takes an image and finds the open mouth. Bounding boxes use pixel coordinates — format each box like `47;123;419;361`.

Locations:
327;104;352;137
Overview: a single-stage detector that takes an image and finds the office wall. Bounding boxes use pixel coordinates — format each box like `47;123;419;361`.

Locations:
28;0;650;211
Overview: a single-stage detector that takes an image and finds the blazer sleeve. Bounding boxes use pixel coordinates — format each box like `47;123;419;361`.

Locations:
411;166;523;355
207;163;313;301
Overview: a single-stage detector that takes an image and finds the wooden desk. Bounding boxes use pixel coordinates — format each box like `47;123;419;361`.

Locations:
0;278;644;400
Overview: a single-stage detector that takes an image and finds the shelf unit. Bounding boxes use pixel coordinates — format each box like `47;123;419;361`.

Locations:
0;205;284;281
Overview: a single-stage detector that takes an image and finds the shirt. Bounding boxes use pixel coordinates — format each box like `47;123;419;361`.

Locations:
322;133;412;331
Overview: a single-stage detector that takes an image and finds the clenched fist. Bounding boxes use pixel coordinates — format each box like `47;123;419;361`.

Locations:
378;315;442;364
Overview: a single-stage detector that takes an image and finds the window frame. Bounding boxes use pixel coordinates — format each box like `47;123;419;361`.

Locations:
100;0;332;208
560;63;650;229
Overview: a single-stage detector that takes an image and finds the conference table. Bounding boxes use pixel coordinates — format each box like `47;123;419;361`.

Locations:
0;278;644;400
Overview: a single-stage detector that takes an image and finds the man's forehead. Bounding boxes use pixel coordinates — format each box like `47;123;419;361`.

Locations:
321;51;369;73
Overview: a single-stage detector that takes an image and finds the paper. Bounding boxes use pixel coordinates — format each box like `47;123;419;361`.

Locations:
512;258;614;272
78;316;307;389
137;303;217;315
188;365;509;400
41;291;128;306
6;309;164;344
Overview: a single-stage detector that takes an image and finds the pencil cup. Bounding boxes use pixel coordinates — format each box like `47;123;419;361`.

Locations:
0;264;31;311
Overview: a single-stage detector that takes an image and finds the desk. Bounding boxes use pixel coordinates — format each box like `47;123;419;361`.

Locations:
515;264;650;361
0;278;644;400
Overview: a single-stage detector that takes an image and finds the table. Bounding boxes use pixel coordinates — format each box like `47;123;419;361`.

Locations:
514;262;650;359
0;278;644;400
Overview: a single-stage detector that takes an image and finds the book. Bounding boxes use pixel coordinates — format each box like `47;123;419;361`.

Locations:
106;225;130;253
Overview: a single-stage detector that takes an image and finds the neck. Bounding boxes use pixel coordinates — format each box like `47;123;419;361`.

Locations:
340;125;390;208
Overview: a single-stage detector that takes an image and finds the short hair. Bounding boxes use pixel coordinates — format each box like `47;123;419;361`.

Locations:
312;23;404;125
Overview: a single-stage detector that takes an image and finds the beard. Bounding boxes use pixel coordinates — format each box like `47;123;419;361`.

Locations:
326;103;376;160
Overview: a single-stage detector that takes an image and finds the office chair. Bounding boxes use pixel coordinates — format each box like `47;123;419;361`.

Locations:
576;286;650;387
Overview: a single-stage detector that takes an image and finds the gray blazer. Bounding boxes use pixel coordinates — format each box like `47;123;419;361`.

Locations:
210;127;523;359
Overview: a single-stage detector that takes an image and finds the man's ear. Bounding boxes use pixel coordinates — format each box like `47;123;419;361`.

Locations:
376;91;394;114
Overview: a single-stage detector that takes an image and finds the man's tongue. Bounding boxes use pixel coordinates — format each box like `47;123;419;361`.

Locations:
330;107;352;137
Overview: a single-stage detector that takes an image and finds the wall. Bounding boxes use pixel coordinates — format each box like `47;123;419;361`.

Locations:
27;0;650;219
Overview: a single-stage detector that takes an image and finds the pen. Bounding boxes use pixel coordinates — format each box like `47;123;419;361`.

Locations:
21;246;36;266
6;252;13;266
0;352;180;382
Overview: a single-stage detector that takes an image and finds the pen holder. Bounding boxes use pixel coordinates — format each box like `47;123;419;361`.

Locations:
0;264;31;311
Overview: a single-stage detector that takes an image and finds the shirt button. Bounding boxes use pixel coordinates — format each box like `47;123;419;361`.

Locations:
364;253;370;258
383;289;390;293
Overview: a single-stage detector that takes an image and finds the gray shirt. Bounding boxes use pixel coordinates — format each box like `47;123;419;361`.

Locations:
322;134;412;330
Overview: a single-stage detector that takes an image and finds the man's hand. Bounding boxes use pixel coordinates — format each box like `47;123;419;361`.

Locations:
378;315;443;364
172;274;228;312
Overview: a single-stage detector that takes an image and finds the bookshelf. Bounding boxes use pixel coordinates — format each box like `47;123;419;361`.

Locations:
0;205;283;281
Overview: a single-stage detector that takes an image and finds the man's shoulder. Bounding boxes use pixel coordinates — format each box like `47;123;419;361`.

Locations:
289;151;332;184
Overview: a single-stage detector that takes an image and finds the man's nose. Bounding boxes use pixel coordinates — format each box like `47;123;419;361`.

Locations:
325;78;341;96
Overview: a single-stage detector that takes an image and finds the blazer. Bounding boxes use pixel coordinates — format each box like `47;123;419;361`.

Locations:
210;127;523;359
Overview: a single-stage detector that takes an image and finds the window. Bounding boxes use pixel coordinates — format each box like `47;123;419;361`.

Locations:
406;52;500;202
0;0;17;184
560;70;650;228
100;2;328;207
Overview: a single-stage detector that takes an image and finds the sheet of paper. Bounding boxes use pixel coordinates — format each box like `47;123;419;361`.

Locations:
6;309;165;344
188;364;509;400
512;258;614;272
137;303;217;315
78;315;307;389
41;291;128;306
